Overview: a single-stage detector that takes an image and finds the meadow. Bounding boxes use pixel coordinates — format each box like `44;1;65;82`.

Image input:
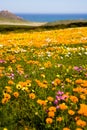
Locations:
0;26;87;130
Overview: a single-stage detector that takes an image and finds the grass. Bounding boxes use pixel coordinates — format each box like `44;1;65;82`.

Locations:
0;19;87;33
0;26;87;130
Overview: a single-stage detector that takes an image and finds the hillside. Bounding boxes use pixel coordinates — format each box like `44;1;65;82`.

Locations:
44;19;87;29
0;10;47;27
0;10;30;23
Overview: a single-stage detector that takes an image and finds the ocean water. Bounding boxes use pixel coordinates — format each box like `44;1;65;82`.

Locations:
16;13;87;22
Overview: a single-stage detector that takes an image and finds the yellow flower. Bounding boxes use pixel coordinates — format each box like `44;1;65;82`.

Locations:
41;74;45;78
26;80;32;87
44;61;52;68
16;84;22;89
3;128;8;130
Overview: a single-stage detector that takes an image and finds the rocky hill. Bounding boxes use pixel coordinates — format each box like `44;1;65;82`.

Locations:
0;10;29;23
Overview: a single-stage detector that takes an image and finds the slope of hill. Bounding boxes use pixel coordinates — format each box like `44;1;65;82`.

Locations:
0;10;47;27
44;19;87;29
0;10;30;23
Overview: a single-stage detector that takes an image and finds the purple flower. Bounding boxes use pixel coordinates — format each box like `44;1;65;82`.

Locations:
85;73;87;77
73;66;83;72
56;96;60;100
46;109;49;113
0;59;5;63
54;99;58;105
8;73;15;79
56;105;60;109
61;95;67;100
73;66;79;70
57;91;64;95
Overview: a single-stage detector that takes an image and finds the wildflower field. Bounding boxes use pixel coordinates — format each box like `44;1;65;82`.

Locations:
0;27;87;130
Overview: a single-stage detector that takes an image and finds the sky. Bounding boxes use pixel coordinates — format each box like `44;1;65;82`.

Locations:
0;0;87;14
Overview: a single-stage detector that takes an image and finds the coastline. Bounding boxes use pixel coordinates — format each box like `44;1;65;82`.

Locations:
0;21;47;26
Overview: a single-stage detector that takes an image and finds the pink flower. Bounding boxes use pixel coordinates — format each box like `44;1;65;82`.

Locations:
0;59;5;63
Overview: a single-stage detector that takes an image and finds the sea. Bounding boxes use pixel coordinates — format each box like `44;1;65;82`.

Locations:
16;13;87;22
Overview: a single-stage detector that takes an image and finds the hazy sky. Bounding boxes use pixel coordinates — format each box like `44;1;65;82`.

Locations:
0;0;87;14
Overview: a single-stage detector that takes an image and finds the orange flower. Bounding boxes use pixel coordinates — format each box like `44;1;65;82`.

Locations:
70;95;78;103
44;61;52;68
35;79;47;88
4;93;11;100
8;80;14;85
46;117;53;124
75;79;83;84
68;110;75;115
75;116;80;121
48;111;55;118
52;78;61;86
47;96;54;102
78;104;87;116
13;92;19;98
81;80;87;87
76;119;86;127
48;106;56;112
29;93;36;99
2;98;8;104
73;87;83;93
83;89;87;94
63;127;70;130
24;127;28;130
22;82;27;88
80;94;86;100
75;128;83;130
56;117;63;122
5;86;12;93
66;78;71;83
37;99;47;106
59;103;68;110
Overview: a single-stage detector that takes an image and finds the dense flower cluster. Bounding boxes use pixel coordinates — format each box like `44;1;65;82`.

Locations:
0;27;87;130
